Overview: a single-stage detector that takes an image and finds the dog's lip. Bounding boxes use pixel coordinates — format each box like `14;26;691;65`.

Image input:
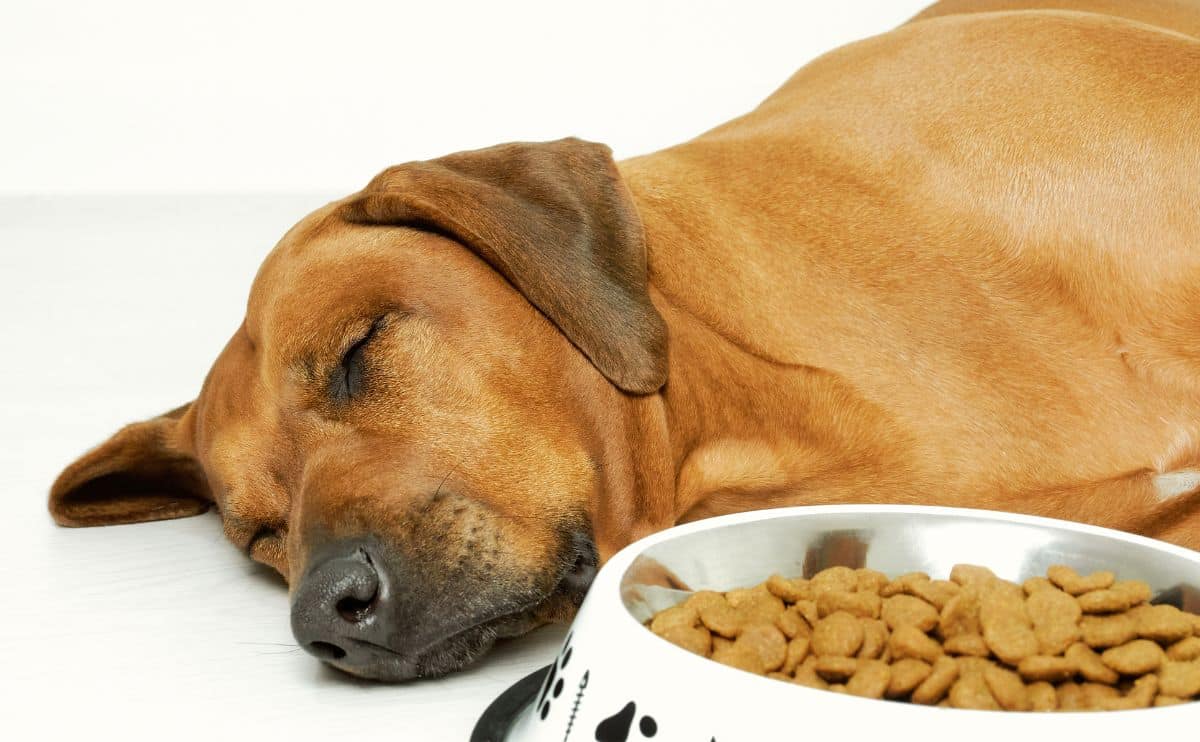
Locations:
321;533;598;679
344;549;596;669
404;597;545;660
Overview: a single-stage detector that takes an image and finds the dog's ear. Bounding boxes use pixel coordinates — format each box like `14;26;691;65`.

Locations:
49;404;211;527
341;137;668;394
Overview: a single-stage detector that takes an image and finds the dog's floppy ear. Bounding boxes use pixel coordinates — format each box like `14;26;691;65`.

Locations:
49;404;211;527
341;137;668;394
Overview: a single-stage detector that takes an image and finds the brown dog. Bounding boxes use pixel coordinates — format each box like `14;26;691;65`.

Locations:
49;0;1200;681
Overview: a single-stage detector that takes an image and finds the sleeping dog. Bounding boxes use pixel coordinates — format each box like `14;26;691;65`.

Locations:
50;0;1200;680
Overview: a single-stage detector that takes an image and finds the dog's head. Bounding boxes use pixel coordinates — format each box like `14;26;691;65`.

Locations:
48;138;669;680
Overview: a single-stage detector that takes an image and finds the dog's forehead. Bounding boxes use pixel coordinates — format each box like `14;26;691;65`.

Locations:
248;209;458;340
243;211;530;369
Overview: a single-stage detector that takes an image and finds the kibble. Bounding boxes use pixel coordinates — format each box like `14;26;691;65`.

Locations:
647;563;1200;711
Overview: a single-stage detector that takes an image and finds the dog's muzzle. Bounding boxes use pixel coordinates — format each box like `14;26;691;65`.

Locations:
290;533;597;680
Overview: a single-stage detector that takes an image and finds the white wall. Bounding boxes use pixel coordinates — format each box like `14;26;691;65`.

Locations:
1;0;931;194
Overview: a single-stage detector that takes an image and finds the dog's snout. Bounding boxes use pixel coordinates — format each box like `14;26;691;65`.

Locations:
291;539;389;666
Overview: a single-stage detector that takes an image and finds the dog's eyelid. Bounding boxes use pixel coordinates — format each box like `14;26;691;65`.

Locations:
331;313;397;403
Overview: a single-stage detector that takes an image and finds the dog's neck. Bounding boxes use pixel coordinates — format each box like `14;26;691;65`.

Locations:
584;159;922;560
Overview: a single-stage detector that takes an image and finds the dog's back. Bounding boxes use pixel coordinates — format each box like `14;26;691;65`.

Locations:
619;1;1200;544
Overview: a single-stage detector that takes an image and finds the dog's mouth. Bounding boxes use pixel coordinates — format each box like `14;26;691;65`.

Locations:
327;533;598;682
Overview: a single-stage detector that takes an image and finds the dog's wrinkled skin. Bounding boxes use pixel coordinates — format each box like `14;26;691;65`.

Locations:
50;0;1200;680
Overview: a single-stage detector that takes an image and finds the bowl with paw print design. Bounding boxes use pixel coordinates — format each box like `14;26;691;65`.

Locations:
471;505;1200;741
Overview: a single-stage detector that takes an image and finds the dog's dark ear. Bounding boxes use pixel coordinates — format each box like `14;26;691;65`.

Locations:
341;137;668;394
49;404;211;527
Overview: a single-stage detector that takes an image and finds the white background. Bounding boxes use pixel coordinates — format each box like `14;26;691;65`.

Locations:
1;0;928;194
1;2;933;740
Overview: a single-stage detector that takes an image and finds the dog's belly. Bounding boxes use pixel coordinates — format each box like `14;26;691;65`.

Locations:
629;9;1200;544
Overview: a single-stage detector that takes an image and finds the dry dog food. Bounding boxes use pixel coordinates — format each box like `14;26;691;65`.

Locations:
646;563;1200;711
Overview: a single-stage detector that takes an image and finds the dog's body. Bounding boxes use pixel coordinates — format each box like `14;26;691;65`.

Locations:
50;0;1200;680
609;0;1200;553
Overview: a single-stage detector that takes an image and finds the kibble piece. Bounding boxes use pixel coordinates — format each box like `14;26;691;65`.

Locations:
811;611;865;657
854;568;890;594
911;656;959;705
697;595;745;638
1077;588;1135;614
712;640;765;674
1026;586;1082;655
886;658;932;698
949;671;1001;710
1159;660;1200;698
766;573;810;603
984;664;1031;711
1023;576;1056;595
950;564;999;588
846;659;892;699
659;624;712;656
944;633;990;657
1135;604;1194;644
1082;682;1121;708
1065;642;1119;684
880;572;930;598
1080;613;1137;648
889;624;943;664
1110;580;1152;606
776;606;810;639
1100;639;1165;675
938;588;982;639
1056;682;1087;711
1027;681;1057;711
781;636;810;675
857;618;888;659
725;585;785;624
1047;565;1115;595
814;655;858;682
882;594;939;632
980;592;1039;665
817;589;881;619
734;624;787;672
810;566;858;595
1155;695;1186;707
956;656;995;678
649;601;699;635
686;590;727;612
794;599;820;627
1167;636;1200;661
922;580;962;609
1016;655;1077;683
1098;675;1157;711
793;656;828;689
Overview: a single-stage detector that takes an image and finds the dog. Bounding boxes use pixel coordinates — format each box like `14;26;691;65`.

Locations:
49;0;1200;681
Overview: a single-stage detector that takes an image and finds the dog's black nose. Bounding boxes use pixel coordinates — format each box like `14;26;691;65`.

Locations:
290;539;390;666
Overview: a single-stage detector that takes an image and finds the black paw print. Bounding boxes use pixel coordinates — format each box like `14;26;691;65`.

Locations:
594;701;657;741
536;632;576;721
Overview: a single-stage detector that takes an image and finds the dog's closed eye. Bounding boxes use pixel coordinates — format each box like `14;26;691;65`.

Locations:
330;317;385;403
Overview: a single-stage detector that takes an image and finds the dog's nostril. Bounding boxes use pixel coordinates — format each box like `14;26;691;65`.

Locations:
308;640;347;661
336;593;376;624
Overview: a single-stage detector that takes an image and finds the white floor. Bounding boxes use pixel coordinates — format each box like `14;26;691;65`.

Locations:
0;195;563;738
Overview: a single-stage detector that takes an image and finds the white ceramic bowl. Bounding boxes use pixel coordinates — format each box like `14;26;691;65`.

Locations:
472;505;1200;741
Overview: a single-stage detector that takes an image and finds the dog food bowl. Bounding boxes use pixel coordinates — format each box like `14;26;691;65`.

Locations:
472;505;1200;740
